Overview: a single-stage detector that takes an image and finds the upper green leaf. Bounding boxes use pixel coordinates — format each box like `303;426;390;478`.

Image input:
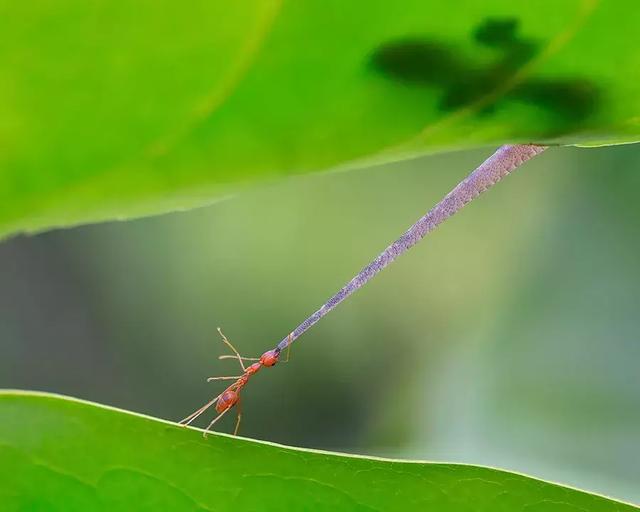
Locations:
1;1;639;238
0;391;636;511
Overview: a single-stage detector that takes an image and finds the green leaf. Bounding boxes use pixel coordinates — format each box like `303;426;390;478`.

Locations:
1;1;639;238
0;391;636;511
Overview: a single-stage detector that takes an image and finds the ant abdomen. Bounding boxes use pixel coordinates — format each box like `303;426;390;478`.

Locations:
216;390;238;413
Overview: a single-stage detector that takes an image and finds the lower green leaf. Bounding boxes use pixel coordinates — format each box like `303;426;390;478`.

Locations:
0;391;635;511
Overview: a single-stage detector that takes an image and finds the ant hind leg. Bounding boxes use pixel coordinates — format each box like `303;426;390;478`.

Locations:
202;406;231;438
233;398;243;436
179;392;223;427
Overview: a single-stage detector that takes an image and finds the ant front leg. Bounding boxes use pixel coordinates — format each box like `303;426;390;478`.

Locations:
281;333;293;363
216;328;259;371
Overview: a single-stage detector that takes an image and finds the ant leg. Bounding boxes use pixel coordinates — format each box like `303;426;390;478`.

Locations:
207;375;243;382
179;392;223;427
218;355;259;362
202;406;232;437
233;398;243;436
281;333;293;363
217;328;247;371
180;399;215;426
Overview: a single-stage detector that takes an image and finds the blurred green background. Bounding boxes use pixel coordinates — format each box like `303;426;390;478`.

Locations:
1;145;638;503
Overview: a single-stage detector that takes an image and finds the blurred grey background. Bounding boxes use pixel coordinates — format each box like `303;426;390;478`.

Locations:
1;145;638;503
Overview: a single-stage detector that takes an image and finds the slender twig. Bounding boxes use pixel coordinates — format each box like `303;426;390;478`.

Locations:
274;144;547;353
185;144;548;435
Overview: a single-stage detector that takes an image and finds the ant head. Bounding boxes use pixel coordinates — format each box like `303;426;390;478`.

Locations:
259;350;279;367
215;390;238;413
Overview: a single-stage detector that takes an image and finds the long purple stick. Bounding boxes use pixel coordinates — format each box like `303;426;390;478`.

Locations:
275;144;547;353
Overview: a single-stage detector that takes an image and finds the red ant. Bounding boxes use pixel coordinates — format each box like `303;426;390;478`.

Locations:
180;328;290;436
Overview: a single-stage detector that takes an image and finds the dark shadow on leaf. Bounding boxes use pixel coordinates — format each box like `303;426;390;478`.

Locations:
370;17;599;131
